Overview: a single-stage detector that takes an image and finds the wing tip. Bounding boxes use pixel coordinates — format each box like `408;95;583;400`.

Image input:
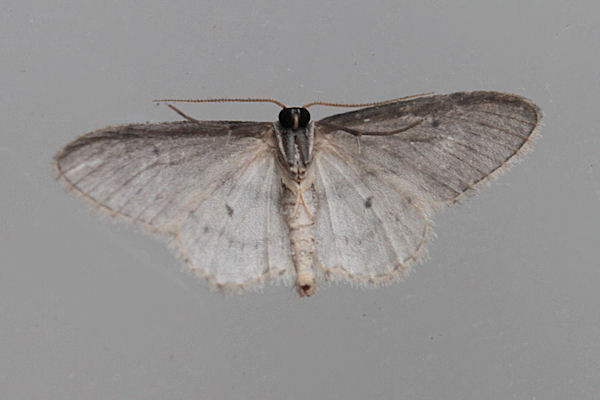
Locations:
443;91;542;205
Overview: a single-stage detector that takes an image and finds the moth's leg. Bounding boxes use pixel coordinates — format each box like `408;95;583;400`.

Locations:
289;185;314;219
299;188;314;218
291;187;301;218
167;104;201;124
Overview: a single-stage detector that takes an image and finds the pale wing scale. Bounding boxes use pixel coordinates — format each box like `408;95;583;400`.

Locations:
313;142;432;284
318;91;541;203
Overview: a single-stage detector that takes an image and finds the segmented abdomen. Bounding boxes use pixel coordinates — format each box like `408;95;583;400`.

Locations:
282;184;317;296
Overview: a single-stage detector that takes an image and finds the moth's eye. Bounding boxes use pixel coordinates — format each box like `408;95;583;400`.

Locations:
298;108;311;127
278;108;294;129
278;108;311;129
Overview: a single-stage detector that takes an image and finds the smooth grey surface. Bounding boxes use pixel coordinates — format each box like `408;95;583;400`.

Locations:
1;1;599;399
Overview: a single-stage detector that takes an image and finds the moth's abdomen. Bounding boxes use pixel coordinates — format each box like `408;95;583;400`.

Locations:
282;183;317;297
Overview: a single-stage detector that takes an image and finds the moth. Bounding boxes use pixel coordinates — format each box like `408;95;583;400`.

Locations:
54;91;541;297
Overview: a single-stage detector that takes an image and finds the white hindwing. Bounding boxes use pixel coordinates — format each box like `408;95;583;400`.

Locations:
313;138;433;286
175;149;293;291
55;121;294;291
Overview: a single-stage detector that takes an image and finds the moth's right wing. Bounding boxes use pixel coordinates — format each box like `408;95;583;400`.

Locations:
55;121;294;290
318;91;541;204
310;91;540;285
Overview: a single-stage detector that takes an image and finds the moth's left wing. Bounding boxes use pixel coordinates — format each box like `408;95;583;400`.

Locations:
55;120;294;291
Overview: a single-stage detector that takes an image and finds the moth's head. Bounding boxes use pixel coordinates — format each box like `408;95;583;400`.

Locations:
274;107;314;180
278;107;311;131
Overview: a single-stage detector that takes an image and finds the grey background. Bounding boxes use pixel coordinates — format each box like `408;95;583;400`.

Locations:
2;1;599;399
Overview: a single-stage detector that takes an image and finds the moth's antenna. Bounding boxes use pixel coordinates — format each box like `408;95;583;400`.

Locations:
301;92;434;109
153;98;288;109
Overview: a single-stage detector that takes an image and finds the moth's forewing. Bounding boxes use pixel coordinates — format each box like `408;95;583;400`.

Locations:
55;121;294;291
318;91;541;203
54;121;272;229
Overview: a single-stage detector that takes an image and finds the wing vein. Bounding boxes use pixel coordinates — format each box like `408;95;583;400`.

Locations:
443;148;490;176
315;160;345;267
469;108;533;126
409;143;474;192
324;154;410;255
100;161;160;204
262;158;274;276
444;114;528;145
116;167;163;214
378;145;462;195
326;143;420;241
206;154;265;273
440;135;500;163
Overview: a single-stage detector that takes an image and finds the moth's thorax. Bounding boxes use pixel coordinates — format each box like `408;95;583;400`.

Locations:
273;120;315;180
